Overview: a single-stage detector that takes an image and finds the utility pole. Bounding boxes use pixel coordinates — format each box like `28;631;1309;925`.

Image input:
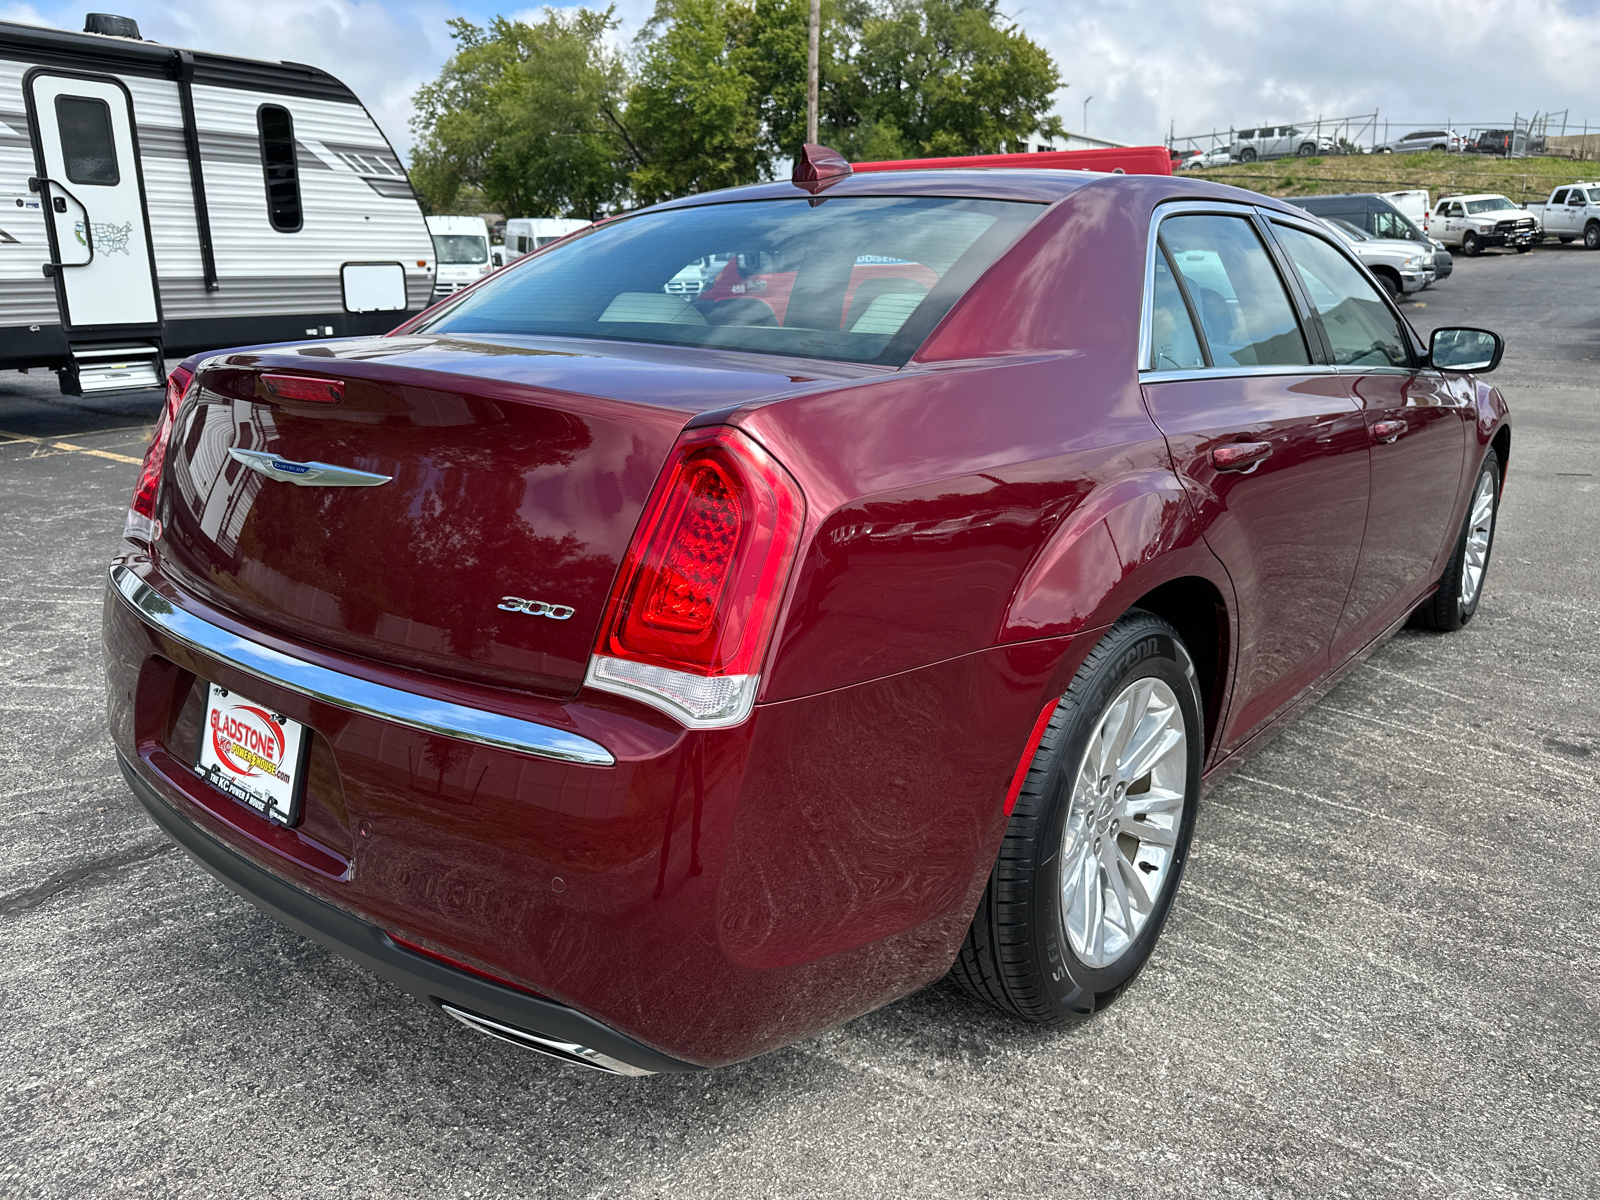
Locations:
806;0;820;144
1083;96;1093;137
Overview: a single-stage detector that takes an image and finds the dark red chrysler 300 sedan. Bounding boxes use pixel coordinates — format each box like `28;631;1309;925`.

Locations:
104;163;1509;1075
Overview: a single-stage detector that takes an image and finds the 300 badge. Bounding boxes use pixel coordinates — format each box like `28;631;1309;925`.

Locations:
195;683;309;824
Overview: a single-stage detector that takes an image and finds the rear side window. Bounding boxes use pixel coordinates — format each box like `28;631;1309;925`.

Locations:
56;95;118;186
423;196;1042;367
1148;252;1206;370
258;105;302;233
1272;225;1410;368
1159;215;1310;368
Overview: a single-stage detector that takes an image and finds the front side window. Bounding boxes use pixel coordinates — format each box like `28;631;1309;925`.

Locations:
1552;190;1569;205
1272;224;1410;368
258;105;302;233
56;95;118;186
422;196;1042;367
1148;251;1206;370
1159;214;1310;368
432;234;488;264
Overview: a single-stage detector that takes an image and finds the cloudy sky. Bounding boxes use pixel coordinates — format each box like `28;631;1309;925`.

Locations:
5;0;1599;157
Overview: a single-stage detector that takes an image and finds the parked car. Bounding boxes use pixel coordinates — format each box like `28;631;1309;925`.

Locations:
1374;129;1463;154
1230;126;1333;161
1180;147;1231;169
425;216;494;303
106;165;1511;1075
1322;218;1435;294
1432;194;1540;254
1524;183;1600;249
1288;193;1450;278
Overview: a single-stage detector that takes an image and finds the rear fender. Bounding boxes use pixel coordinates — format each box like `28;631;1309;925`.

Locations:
1001;469;1232;643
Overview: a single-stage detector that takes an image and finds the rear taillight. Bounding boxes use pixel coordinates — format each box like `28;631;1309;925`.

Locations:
124;366;192;544
585;427;804;728
260;373;343;404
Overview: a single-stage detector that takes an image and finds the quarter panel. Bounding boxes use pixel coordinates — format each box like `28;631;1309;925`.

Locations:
742;353;1160;701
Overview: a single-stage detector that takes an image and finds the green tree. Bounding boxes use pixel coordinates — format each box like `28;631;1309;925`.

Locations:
624;0;768;204
408;9;630;218
851;0;1065;158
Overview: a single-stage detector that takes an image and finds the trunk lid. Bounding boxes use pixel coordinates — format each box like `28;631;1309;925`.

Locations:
157;334;841;696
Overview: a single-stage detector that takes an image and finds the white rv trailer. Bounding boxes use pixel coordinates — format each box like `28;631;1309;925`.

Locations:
0;13;433;395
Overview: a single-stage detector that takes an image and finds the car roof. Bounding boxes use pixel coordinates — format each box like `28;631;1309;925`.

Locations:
640;170;1317;216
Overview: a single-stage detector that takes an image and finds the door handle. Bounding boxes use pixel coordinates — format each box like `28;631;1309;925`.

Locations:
1372;418;1407;444
28;176;95;275
1211;441;1272;472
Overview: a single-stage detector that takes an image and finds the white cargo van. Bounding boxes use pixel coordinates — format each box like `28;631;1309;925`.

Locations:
503;217;591;259
425;215;492;302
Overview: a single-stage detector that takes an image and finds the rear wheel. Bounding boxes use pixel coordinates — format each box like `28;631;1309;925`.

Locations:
1585;222;1600;250
1239;147;1257;163
1462;231;1481;256
951;612;1202;1024
1415;451;1500;632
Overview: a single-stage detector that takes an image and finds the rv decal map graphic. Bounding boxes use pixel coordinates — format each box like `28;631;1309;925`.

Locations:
92;222;132;255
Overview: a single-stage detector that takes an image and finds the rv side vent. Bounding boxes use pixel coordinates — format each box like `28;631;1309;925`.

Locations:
84;13;142;39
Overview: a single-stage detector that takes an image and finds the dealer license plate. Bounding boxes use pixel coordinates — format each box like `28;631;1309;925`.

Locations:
195;682;308;825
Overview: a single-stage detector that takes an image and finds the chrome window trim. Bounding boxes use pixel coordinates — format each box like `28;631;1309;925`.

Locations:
109;563;616;768
1142;364;1341;385
1138;199;1326;380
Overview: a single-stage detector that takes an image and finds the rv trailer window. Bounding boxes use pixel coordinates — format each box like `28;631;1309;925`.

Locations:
258;105;302;233
56;96;119;186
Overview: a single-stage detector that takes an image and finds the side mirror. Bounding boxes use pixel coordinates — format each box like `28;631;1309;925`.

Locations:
1430;327;1503;374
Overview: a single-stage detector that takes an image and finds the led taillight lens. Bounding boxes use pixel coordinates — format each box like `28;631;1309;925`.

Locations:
125;366;192;543
587;427;804;728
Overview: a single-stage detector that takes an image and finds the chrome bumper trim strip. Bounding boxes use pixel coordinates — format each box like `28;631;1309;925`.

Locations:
109;563;616;767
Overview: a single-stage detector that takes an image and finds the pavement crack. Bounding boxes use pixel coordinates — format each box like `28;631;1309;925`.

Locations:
0;840;175;917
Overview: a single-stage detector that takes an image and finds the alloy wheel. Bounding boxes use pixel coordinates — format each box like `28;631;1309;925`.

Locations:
1059;677;1188;969
1460;468;1497;608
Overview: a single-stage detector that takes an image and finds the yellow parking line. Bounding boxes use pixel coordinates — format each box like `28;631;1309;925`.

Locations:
0;427;145;465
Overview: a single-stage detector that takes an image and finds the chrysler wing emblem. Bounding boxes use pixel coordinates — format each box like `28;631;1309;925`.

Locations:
228;448;392;488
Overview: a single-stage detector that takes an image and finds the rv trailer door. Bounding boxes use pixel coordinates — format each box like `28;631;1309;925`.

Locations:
26;72;159;330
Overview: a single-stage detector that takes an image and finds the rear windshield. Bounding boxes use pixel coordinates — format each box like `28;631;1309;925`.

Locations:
1465;197;1516;214
432;234;488;264
418;196;1042;366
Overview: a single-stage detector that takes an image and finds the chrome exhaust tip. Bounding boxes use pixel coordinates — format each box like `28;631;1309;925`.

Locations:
439;1004;655;1077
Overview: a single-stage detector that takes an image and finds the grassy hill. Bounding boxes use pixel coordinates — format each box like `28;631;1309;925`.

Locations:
1184;151;1597;203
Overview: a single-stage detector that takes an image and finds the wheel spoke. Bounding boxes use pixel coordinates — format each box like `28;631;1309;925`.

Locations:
1101;680;1151;775
1126;816;1177;848
1119;719;1183;787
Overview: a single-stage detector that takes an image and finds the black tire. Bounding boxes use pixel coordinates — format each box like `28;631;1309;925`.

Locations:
1414;450;1500;632
1378;147;1393;154
1585;222;1600;250
1462;231;1481;256
1516;243;1532;253
1298;142;1316;156
951;612;1203;1024
1374;271;1401;297
1239;147;1256;163
1431;143;1447;152
1559;237;1575;244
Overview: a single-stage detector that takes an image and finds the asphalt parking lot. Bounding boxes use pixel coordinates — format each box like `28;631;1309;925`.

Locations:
2;243;1597;1199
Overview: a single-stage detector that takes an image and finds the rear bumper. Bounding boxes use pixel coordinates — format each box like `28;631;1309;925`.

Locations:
104;550;1080;1066
119;752;694;1076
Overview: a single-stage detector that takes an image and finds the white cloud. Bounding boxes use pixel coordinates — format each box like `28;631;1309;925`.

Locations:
1019;0;1600;146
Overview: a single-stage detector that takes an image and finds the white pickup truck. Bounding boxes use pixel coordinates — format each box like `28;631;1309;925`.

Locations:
1524;183;1600;249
